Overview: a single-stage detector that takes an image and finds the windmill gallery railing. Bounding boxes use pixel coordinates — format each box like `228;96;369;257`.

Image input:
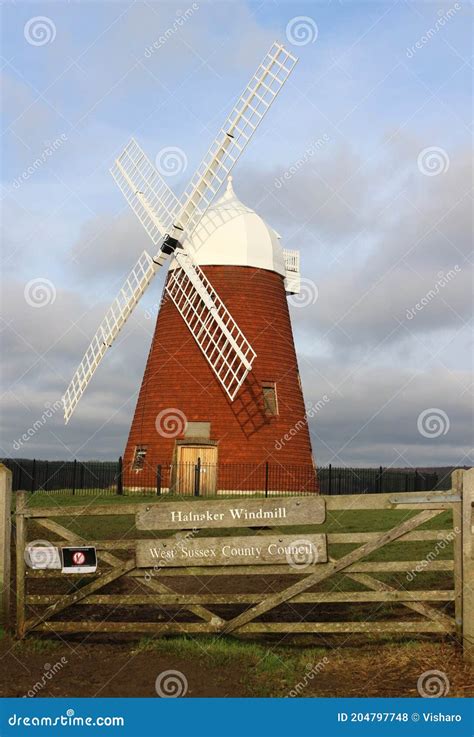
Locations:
2;458;446;497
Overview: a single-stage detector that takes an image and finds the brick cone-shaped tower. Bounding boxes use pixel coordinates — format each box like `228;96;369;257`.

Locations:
123;178;317;494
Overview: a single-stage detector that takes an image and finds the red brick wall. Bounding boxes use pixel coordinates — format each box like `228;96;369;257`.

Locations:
124;266;317;489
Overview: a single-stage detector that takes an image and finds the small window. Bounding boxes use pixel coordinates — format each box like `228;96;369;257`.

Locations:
262;382;278;416
132;445;147;471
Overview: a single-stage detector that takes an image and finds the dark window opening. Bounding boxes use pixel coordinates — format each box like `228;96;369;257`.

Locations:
262;382;278;416
132;445;147;471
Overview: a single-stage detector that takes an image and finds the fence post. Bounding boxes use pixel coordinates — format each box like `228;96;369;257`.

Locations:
0;464;12;628
72;459;77;496
194;457;201;497
15;491;27;638
328;464;332;495
461;468;474;663
117;456;123;496
264;461;269;498
156;464;162;496
452;469;464;639
376;466;382;493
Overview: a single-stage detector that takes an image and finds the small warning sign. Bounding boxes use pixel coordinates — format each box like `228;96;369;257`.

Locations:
61;546;97;574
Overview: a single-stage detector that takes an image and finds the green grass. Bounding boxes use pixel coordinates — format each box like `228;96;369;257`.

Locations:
134;635;327;696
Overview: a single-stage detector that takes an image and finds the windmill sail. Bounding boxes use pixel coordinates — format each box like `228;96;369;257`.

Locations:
175;42;297;241
63;41;297;422
110;138;179;244
63;251;157;423
167;252;257;401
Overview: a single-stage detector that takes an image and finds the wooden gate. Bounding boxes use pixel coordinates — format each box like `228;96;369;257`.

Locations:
14;469;474;661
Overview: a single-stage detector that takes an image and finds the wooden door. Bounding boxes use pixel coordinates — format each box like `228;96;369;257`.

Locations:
177;446;217;495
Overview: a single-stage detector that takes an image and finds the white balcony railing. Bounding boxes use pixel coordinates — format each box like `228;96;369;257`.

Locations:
282;248;300;295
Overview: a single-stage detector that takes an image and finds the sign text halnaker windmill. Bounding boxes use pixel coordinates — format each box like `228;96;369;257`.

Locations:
63;42;317;494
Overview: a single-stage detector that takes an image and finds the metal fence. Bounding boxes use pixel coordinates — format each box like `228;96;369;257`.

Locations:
1;457;447;497
2;458;122;496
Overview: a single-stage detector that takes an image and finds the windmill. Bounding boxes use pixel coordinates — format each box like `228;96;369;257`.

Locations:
63;41;317;495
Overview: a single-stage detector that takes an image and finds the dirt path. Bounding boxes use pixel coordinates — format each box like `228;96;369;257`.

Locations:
1;637;472;698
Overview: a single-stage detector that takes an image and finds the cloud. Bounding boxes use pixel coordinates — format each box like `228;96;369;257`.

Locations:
299;361;473;467
1;1;471;468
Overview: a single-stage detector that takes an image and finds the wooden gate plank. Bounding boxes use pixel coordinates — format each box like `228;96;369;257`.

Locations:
341;570;454;626
35;518;223;626
27;590;456;606
223;509;441;633
32;620;453;635
26;558;136;633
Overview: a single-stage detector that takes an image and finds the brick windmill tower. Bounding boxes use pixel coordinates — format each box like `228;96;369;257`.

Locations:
63;42;317;494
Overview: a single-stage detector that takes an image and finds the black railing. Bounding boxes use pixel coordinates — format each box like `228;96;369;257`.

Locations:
0;457;451;497
2;458;121;495
146;461;318;496
317;464;440;495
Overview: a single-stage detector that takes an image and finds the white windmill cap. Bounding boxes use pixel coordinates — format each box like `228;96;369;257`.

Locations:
173;176;286;277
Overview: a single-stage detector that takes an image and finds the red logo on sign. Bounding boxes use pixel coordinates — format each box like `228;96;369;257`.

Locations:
72;551;86;565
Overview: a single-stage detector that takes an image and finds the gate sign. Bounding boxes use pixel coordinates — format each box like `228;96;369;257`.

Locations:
136;534;327;568
136;496;325;530
61;546;97;574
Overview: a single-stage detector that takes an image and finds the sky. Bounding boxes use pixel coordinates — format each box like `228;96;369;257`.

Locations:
0;0;472;468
